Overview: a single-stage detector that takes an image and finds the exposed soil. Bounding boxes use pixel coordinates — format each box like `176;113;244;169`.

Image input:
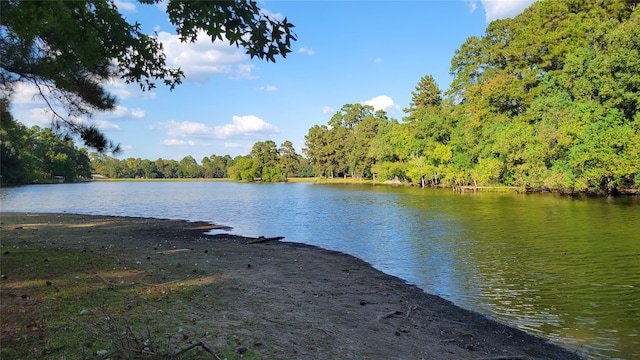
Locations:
0;212;583;359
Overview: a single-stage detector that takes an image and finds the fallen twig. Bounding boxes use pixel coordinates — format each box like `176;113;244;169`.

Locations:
246;236;284;244
440;338;458;343
172;341;217;358
376;310;402;322
405;305;417;319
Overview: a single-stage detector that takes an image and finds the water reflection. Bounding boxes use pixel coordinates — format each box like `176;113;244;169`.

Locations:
443;192;640;359
1;182;638;359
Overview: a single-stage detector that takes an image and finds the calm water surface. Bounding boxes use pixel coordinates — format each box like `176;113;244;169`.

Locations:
1;181;639;359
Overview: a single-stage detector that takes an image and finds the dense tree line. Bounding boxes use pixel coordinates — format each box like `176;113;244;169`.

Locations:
303;0;640;193
4;0;639;193
90;140;312;181
1;100;92;185
304;104;389;179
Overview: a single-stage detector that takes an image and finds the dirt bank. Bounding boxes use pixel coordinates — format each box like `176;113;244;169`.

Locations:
0;212;582;359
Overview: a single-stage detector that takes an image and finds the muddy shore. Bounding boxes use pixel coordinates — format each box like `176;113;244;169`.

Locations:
0;212;582;359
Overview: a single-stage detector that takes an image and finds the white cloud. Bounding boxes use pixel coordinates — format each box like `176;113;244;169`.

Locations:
107;105;129;118
105;80;157;101
162;139;196;146
466;0;478;13
224;142;242;149
8;81;147;132
234;64;257;80
9;81;41;104
93;104;146;122
256;85;278;91
321;106;335;114
68;116;121;132
25;107;55;127
298;47;316;56
374;58;383;63
470;0;537;22
157;30;251;82
114;0;136;12
260;9;284;21
159;115;278;139
92;119;122;131
161;120;212;138
216;115;278;137
362;95;400;112
131;109;145;118
153;0;168;12
14;103;122;132
12;77;156;104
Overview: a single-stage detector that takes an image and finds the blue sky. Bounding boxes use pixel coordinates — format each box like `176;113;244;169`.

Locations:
10;0;536;161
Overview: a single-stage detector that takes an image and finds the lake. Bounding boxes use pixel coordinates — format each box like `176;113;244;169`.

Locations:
1;181;638;359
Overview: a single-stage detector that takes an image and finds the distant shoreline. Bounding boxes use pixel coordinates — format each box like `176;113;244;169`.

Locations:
33;176;638;196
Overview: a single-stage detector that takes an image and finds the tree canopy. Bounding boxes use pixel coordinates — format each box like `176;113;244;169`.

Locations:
0;0;296;151
302;0;639;193
1;99;92;185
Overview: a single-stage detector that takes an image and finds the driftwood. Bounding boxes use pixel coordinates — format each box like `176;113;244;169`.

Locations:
246;236;285;244
172;341;218;359
376;310;403;322
405;305;417;318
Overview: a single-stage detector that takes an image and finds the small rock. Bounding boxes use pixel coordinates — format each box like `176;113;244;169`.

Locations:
237;345;248;354
80;309;91;315
1;274;7;280
46;280;52;286
96;349;108;356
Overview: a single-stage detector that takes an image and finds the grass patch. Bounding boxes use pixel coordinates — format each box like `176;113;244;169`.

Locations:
0;238;239;359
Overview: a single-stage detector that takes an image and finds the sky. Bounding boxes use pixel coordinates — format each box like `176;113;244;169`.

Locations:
9;0;537;162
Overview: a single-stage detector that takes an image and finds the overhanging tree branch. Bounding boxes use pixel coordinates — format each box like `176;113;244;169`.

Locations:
0;0;296;152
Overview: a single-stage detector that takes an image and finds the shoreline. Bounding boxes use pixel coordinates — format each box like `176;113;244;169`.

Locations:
1;212;583;359
38;177;638;196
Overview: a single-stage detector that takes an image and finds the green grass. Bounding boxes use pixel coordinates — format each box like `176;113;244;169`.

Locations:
0;239;243;359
